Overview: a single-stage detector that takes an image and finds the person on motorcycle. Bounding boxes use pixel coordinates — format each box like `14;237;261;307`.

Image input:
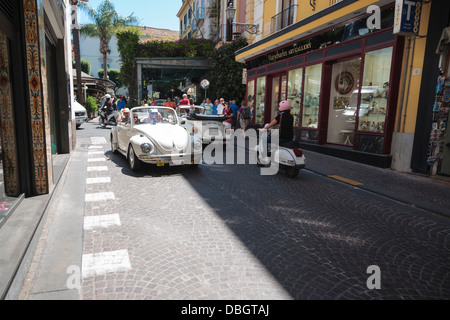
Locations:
261;100;294;156
101;94;114;124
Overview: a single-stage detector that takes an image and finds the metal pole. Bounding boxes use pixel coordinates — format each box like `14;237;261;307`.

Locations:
396;36;411;132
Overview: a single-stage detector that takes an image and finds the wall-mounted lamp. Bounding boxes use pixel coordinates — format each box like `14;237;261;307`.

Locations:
226;5;259;34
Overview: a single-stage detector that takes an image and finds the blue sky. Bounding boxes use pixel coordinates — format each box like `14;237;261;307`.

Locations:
78;0;181;31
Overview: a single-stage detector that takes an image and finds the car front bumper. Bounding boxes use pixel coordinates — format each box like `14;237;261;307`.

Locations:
138;152;202;166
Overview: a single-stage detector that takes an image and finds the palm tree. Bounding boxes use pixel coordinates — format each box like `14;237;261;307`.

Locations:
78;0;138;80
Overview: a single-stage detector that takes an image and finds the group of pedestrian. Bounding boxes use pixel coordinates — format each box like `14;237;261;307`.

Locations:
200;98;252;132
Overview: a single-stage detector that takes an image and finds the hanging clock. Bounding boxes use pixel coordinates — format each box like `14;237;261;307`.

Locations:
335;71;354;95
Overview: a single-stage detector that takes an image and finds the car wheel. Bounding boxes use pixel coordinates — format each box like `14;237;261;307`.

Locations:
128;144;142;171
110;134;118;154
285;167;299;178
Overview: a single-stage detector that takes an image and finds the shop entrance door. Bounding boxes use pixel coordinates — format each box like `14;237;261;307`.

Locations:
268;73;287;123
326;57;361;146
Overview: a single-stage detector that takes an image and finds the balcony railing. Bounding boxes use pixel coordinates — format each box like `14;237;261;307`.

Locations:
212;23;247;43
271;5;297;34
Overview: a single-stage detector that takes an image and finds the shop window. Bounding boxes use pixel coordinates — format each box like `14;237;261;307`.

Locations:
254;77;266;126
326;58;361;146
357;47;393;133
246;79;255;113
288;68;302;126
302;63;322;131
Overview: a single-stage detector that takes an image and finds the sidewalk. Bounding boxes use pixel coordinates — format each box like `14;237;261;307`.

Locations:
1;131;449;299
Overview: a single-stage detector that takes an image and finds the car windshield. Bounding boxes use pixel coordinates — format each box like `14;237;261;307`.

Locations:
131;107;178;125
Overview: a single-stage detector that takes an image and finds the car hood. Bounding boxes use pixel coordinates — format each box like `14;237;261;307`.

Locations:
135;124;189;152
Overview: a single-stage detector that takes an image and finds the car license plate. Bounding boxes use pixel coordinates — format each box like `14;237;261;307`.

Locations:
157;161;164;166
209;128;219;135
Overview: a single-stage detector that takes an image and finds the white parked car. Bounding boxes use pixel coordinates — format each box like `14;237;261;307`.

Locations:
110;106;202;171
177;105;230;144
73;100;88;128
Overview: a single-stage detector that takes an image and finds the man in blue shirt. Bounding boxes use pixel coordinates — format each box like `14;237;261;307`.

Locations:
212;99;219;115
230;99;239;129
117;96;127;111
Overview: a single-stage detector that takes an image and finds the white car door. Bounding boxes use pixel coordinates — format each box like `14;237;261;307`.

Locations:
117;122;131;151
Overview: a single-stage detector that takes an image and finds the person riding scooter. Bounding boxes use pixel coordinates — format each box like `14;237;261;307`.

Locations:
101;94;114;125
256;100;305;178
261;100;294;155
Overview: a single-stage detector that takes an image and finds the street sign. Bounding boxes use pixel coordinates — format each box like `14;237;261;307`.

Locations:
393;0;422;36
200;79;210;89
242;68;247;85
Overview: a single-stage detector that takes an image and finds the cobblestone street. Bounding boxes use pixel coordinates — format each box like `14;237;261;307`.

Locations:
20;121;450;300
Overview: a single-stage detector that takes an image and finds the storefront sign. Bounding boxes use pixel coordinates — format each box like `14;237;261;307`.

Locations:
268;42;313;63
393;0;422;35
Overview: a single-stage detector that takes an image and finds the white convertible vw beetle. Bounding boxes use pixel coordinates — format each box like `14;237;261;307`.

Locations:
110;106;202;171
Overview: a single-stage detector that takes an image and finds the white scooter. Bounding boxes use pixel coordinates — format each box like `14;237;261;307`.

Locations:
255;128;306;178
98;107;119;128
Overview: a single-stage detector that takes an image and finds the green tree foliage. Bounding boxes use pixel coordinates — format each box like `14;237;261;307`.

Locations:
116;29;141;100
80;58;91;75
116;31;247;104
78;0;138;80
207;37;248;104
136;38;215;58
85;95;98;114
98;69;122;93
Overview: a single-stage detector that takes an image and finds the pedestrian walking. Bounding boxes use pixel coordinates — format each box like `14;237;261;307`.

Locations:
204;98;213;115
223;101;233;132
230;99;239;129
217;98;225;115
238;101;251;134
117;96;127;111
163;97;176;109
178;94;190;106
213;99;219;115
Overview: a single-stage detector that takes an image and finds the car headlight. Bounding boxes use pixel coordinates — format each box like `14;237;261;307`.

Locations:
140;142;153;153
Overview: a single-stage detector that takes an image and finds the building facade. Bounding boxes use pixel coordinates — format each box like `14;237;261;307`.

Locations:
234;0;450;174
0;0;73;213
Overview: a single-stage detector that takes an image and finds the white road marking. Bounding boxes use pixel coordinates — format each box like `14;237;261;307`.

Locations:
85;192;115;202
87;166;108;172
84;214;121;230
87;157;107;162
91;137;108;145
88;151;105;155
86;177;111;184
82;249;131;278
88;145;103;149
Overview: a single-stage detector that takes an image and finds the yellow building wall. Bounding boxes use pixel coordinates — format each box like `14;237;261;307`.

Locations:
237;0;384;61
395;1;431;134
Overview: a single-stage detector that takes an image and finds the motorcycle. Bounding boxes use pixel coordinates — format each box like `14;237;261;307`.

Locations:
255;128;306;178
98;107;119;128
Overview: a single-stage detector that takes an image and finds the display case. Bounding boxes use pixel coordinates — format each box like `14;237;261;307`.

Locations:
247;79;255;115
357;47;392;134
288;68;302;126
254;77;266;126
302;63;322;129
357;86;387;132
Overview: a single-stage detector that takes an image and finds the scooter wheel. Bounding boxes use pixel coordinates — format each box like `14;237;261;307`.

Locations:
256;152;265;167
285;167;299;178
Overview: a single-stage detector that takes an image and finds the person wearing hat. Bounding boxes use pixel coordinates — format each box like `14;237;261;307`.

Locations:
117;107;131;123
178;94;190;106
